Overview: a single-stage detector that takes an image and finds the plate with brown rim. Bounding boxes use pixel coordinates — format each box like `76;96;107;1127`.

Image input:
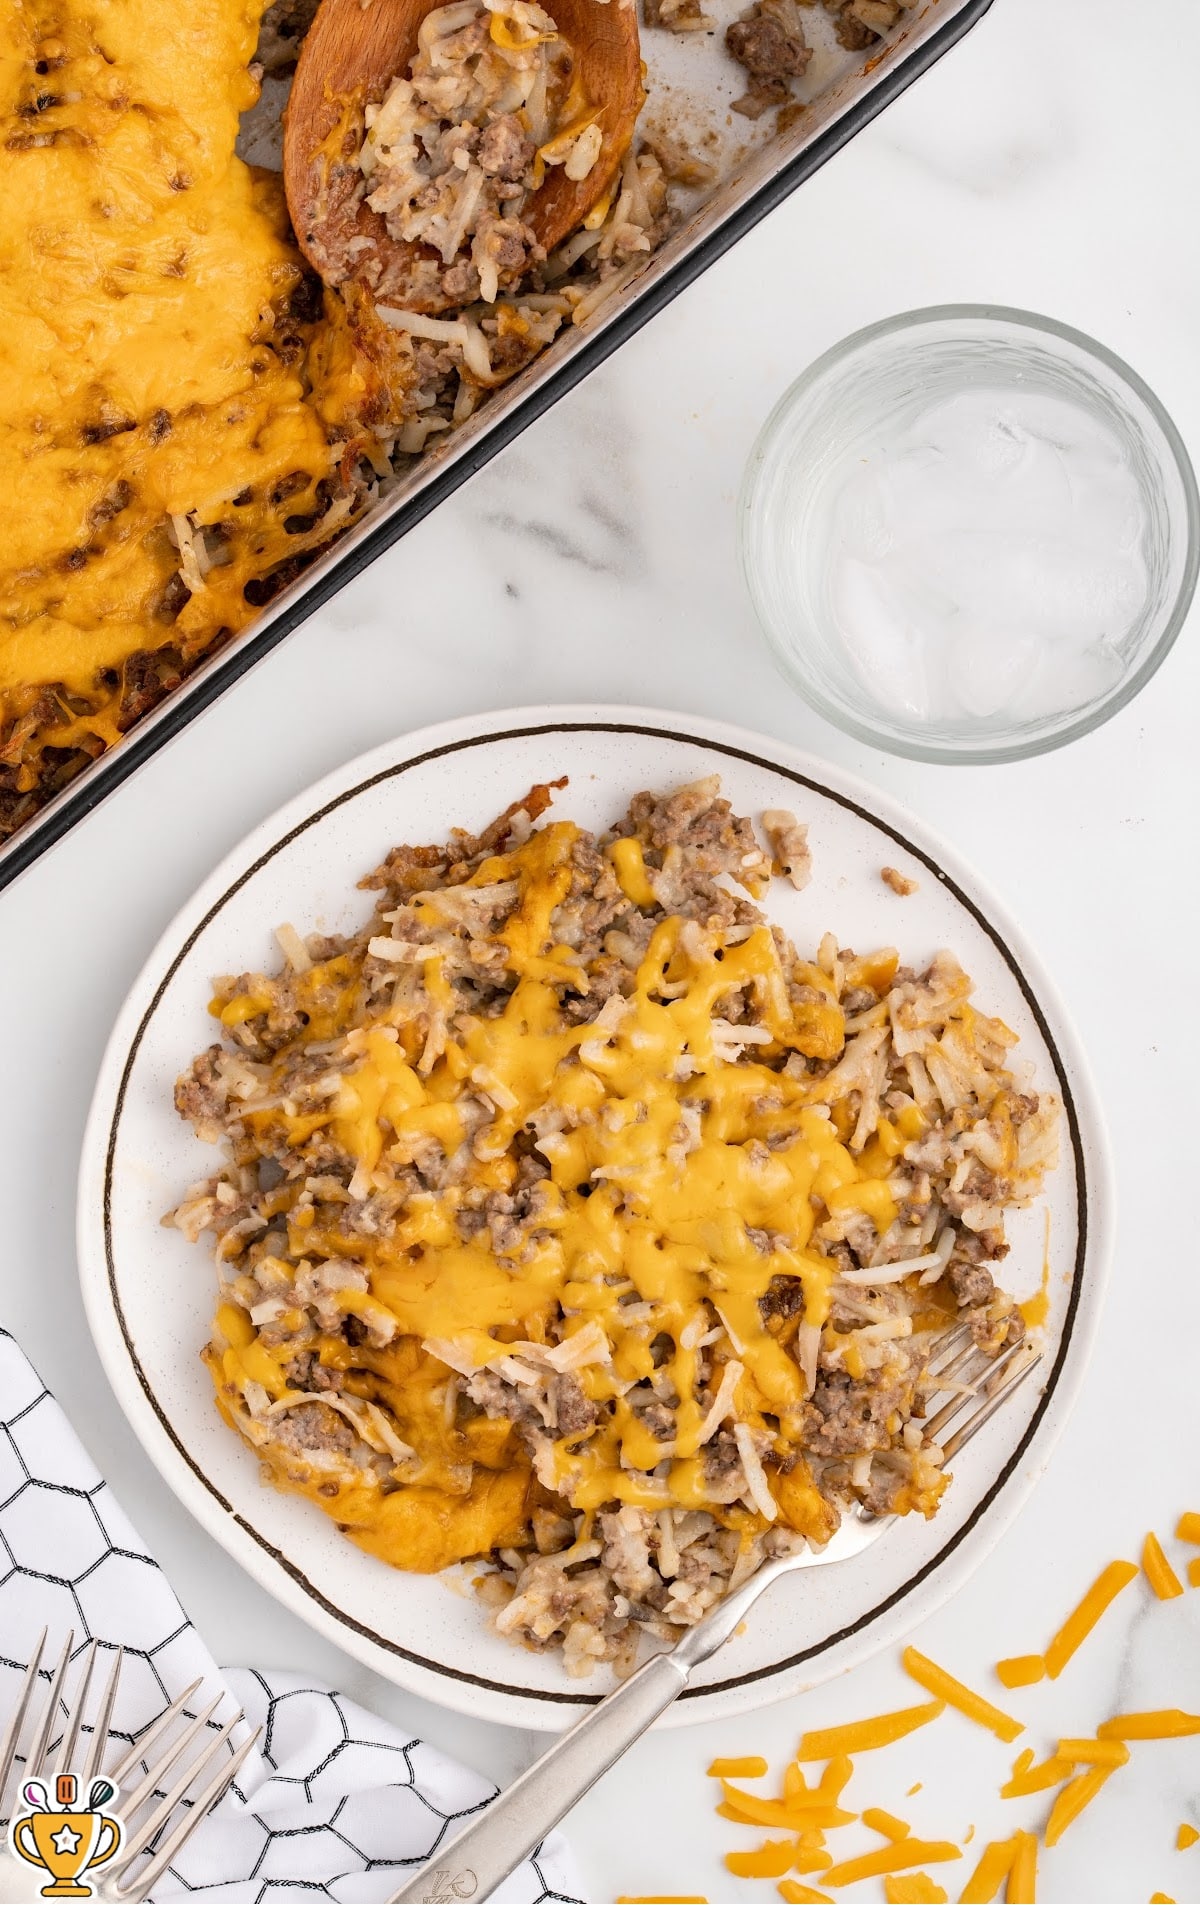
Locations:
77;705;1111;1729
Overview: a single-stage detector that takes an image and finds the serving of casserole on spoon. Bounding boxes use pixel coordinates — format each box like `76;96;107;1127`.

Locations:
284;0;645;314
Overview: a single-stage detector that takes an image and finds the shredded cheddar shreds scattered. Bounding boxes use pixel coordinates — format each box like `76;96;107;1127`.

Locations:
796;1830;833;1872
1044;1764;1118;1847
1097;1710;1200;1740
863;1808;912;1840
711;1520;1200;1904
901;1649;1023;1743
821;1840;962;1887
907;1783;923;1797
719;1785;855;1831
795;1701;944;1760
883;1878;948;1904
995;1655;1046;1690
1005;1830;1038;1904
725;1840;798;1880
960;1837;1018;1904
784;1763;813;1803
1000;1750;1073;1799
1143;1533;1184;1600
1042;1559;1139;1679
719;1780;796;1819
818;1755;855;1802
1056;1737;1130;1767
793;1849;834;1876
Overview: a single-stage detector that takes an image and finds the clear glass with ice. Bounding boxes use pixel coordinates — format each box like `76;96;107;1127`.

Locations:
739;308;1198;762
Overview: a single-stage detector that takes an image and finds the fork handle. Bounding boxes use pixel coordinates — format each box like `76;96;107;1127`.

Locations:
388;1552;799;1903
389;1648;686;1903
384;1645;685;1897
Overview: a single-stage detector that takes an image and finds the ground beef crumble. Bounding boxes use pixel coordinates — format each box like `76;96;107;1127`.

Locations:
726;0;812;119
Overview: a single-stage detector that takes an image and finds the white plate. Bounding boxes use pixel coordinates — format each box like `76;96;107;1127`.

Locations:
78;707;1111;1731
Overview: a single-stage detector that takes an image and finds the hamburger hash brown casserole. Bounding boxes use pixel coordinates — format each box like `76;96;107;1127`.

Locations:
171;777;1060;1677
2;0;921;845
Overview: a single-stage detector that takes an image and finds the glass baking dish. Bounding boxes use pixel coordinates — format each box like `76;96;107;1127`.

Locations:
0;0;993;893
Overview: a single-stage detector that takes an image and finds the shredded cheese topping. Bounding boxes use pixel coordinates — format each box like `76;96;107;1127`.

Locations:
214;829;907;1524
0;0;400;831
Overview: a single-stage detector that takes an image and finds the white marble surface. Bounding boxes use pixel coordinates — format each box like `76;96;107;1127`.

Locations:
4;0;1200;1898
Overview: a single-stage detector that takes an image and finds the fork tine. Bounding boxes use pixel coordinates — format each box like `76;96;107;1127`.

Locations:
112;1727;261;1904
924;1342;987;1398
25;1630;74;1780
113;1710;243;1879
114;1694;224;1824
0;1627;47;1815
80;1648;123;1784
55;1639;99;1777
923;1333;1029;1443
924;1321;1017;1395
924;1320;973;1375
940;1349;1043;1460
931;1335;988;1382
108;1677;203;1787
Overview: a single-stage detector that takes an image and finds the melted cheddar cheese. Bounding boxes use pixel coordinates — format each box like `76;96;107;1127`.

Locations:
205;820;909;1554
0;0;405;828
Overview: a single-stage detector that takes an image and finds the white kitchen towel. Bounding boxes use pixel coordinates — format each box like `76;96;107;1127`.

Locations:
0;1327;583;1904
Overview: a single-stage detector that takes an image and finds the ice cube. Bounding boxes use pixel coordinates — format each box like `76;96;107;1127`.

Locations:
830;556;936;721
989;435;1074;533
1014;390;1127;464
909;530;1146;643
1064;462;1145;554
948;627;1038;719
919;390;1030;477
811;380;1146;734
1010;638;1127;719
883;447;978;544
830;465;893;561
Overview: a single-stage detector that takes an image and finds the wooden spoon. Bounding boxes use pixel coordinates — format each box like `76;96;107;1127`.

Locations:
283;0;645;314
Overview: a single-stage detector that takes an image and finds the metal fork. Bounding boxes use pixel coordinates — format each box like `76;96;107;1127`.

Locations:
390;1326;1042;1904
0;1634;261;1903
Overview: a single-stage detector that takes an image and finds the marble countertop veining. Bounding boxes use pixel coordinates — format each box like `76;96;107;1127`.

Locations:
4;0;1200;1899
